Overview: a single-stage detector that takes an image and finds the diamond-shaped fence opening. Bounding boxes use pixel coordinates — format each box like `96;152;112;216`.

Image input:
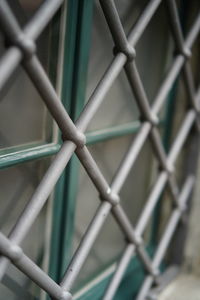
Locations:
72;212;126;293
119;139;157;228
0;0;199;300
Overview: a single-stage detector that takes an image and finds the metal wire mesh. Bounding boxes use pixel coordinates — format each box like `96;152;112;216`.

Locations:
0;0;199;299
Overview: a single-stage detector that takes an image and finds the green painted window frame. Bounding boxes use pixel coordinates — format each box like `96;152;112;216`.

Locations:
0;1;178;299
47;1;176;299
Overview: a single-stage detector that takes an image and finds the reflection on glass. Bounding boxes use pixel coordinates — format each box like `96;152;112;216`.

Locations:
0;159;51;300
86;1;171;131
72;135;156;290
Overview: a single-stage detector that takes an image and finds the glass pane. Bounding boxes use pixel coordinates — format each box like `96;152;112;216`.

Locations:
17;0;44;16
0;1;60;149
7;1;46;25
0;159;52;300
120;140;157;241
85;1;171;132
72;135;156;290
72;165;125;291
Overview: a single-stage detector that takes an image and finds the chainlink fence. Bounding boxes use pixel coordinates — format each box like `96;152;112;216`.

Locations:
0;0;199;299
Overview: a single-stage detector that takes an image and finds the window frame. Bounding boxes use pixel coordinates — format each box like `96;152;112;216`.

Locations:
48;1;177;299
